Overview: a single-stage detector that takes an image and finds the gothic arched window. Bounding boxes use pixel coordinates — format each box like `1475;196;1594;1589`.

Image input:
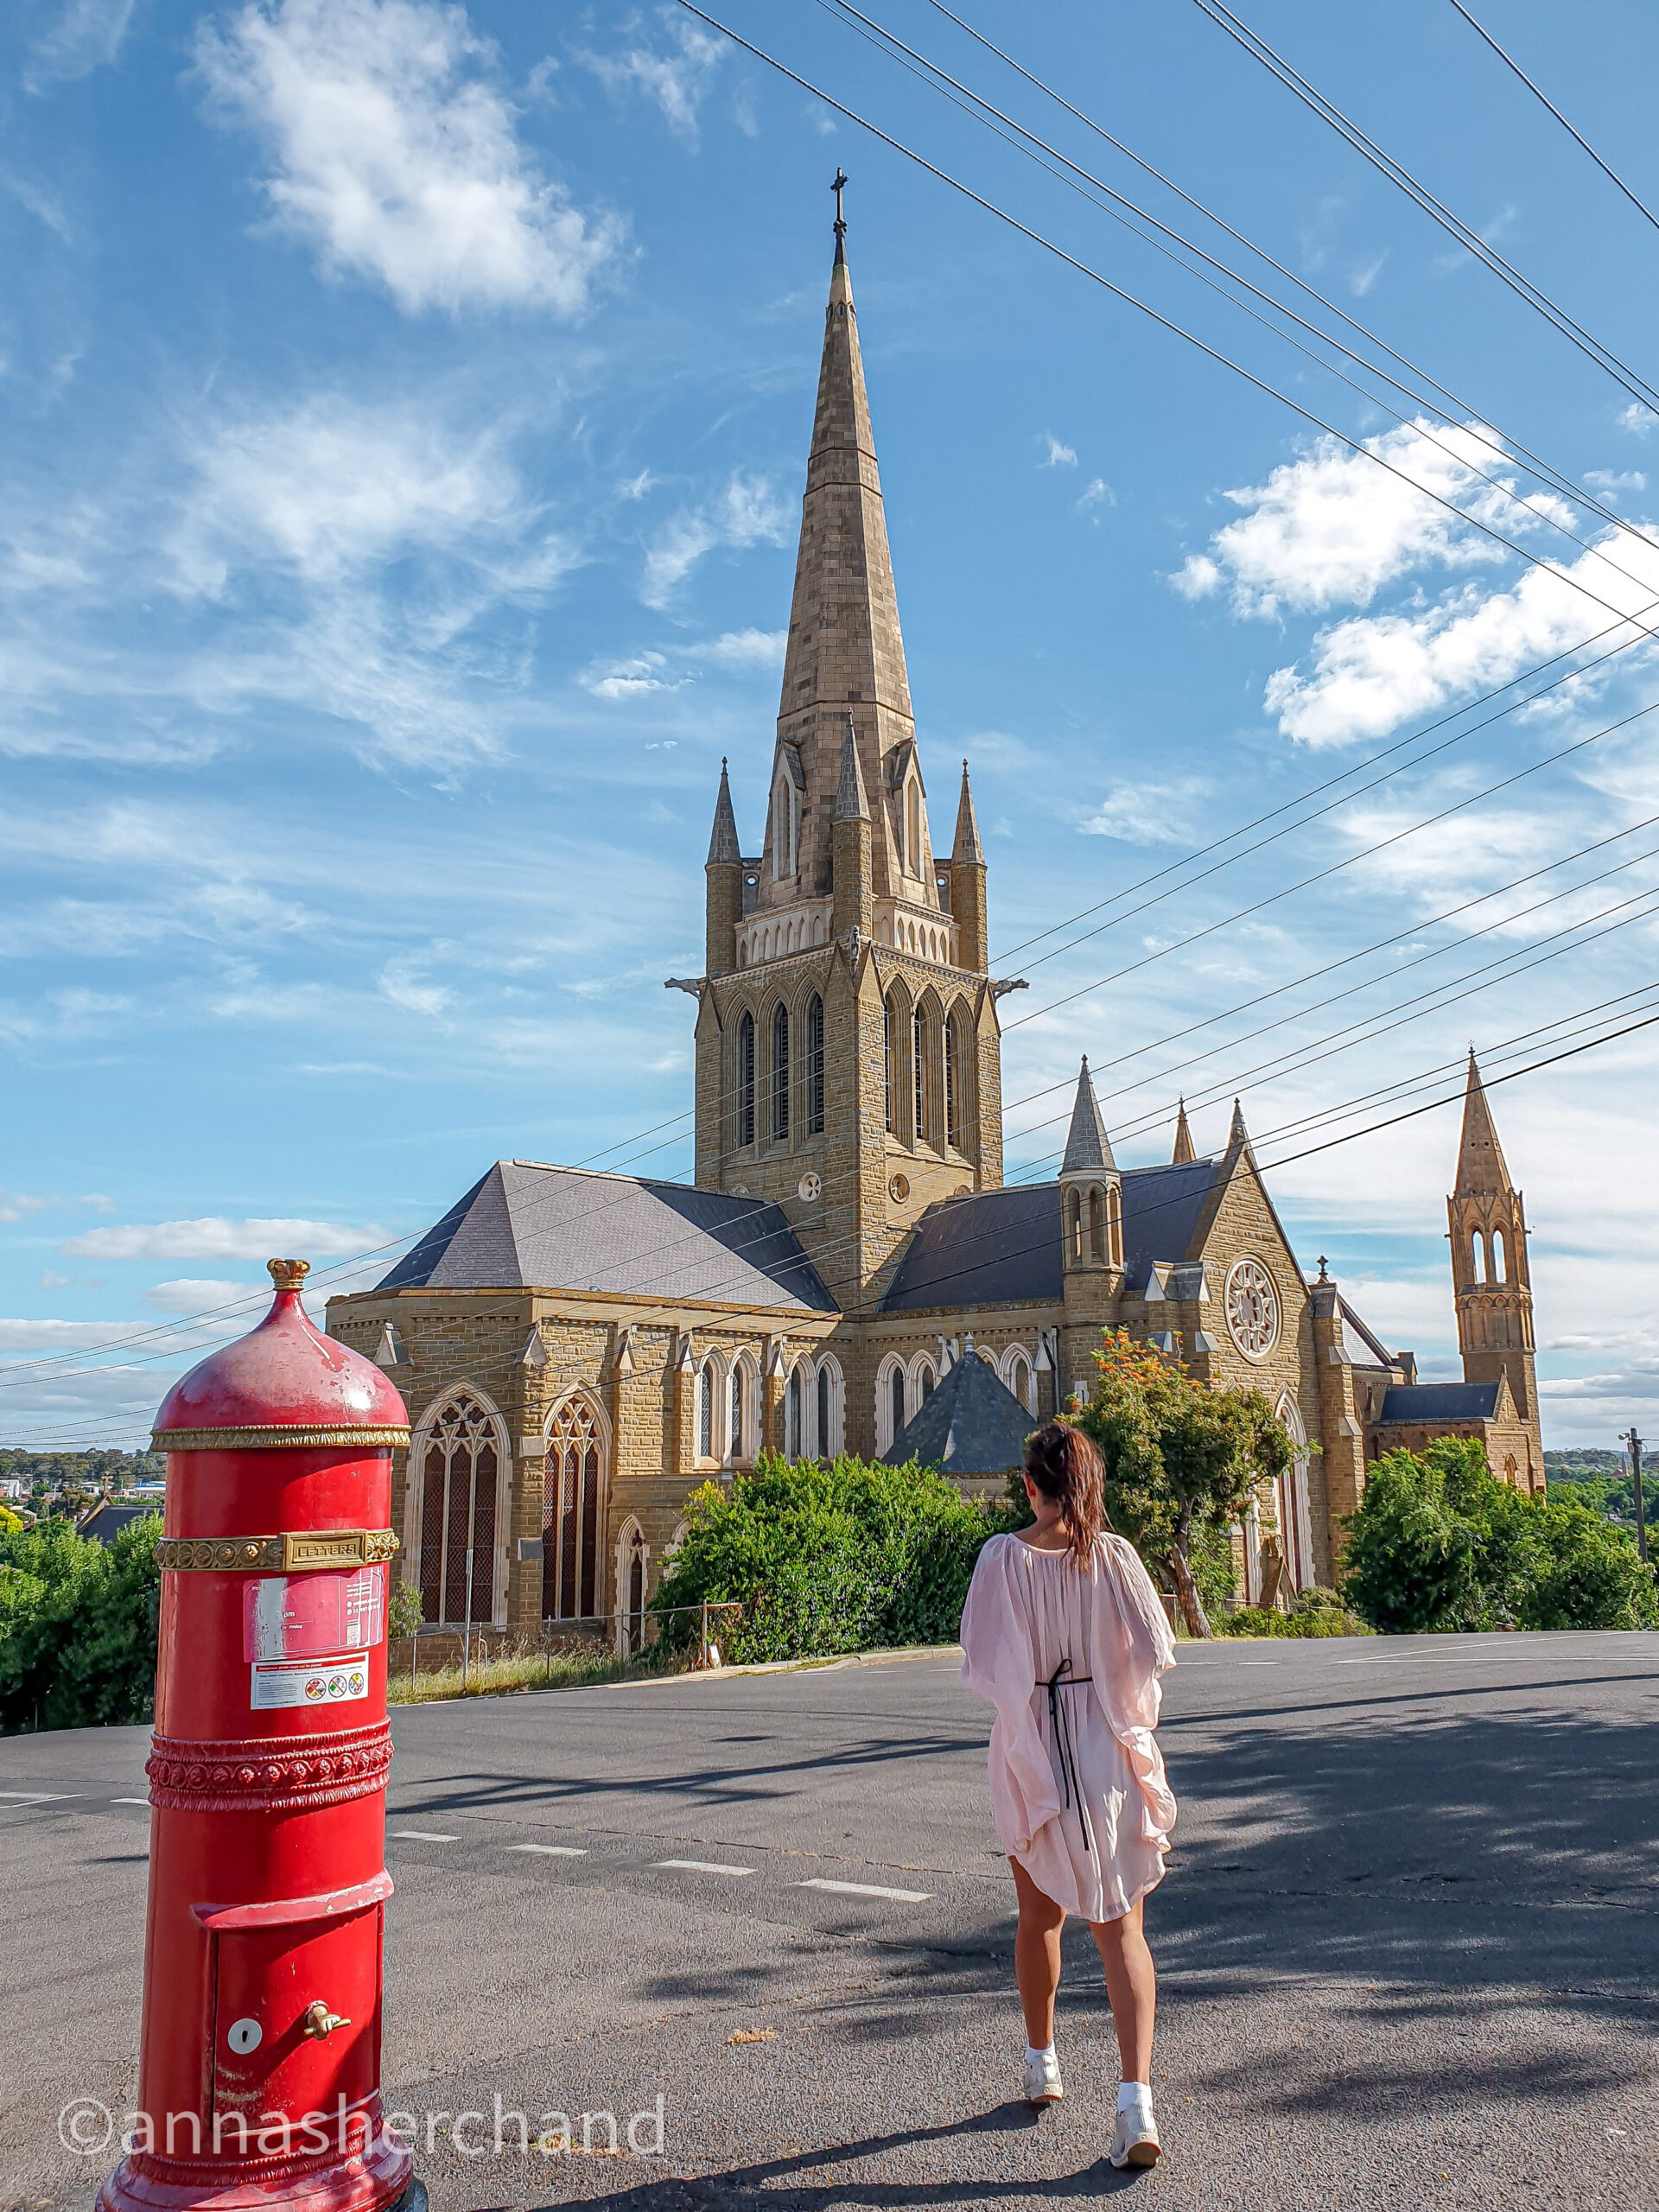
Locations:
806;993;825;1135
884;995;896;1133
890;1364;906;1446
1010;1353;1033;1413
906;780;920;874
737;1011;755;1148
625;1523;647;1655
1493;1225;1507;1281
772;1003;791;1142
912;1007;928;1144
418;1392;499;1627
699;1359;716;1461
728;1363;744;1459
1108;1184;1123;1268
786;1363;804;1459
543;1395;605;1622
918;1359;936;1404
944;1010;959;1147
1089;1186;1105;1263
817;1363;831;1458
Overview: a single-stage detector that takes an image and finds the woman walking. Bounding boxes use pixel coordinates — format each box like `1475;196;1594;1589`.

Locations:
961;1421;1177;2169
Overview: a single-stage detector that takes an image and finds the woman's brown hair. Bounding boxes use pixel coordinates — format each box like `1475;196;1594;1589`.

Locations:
1023;1421;1108;1565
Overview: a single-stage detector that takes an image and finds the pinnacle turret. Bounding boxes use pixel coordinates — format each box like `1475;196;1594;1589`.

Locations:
951;760;985;865
1061;1057;1116;1175
706;757;741;866
1173;1098;1195;1164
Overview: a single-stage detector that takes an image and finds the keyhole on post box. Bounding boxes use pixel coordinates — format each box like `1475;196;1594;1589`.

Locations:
226;2018;263;2055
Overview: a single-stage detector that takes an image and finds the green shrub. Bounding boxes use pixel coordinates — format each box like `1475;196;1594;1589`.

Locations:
651;1452;1020;1664
0;1513;162;1733
1343;1440;1657;1635
1215;1589;1372;1638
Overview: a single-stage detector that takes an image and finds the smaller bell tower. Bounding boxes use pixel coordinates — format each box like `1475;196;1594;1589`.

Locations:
1448;1051;1540;1435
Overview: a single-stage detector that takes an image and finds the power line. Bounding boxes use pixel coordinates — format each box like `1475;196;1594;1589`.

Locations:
1187;0;1659;417
1446;0;1659;238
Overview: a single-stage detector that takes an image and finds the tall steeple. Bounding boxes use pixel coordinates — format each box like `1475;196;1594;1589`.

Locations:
1059;1056;1123;1291
1448;1052;1540;1460
1062;1057;1116;1174
751;175;939;928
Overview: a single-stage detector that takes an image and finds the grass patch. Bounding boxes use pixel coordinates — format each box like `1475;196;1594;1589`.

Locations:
387;1640;690;1705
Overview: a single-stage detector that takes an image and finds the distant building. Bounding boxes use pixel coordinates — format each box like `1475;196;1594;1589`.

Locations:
327;202;1548;1641
76;1499;161;1547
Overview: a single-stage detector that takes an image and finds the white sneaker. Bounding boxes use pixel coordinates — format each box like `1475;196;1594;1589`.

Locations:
1022;2048;1064;2106
1109;2087;1160;2169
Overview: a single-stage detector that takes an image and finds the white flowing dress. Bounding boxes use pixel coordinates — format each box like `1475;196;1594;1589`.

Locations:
960;1530;1178;1923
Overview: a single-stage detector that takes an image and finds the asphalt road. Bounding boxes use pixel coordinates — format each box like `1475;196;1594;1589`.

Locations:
3;1632;1657;2212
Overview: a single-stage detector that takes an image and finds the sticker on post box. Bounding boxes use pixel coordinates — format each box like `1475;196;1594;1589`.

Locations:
243;1567;385;1662
249;1656;370;1710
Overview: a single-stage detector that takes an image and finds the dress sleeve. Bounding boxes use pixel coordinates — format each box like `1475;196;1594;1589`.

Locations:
1090;1535;1179;1846
960;1535;1064;1857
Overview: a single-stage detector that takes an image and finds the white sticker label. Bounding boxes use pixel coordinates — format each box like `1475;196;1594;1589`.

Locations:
250;1656;370;1710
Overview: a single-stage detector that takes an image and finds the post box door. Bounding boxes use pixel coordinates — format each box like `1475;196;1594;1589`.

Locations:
211;1905;383;2130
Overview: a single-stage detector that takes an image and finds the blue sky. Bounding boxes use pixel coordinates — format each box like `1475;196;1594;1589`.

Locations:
4;0;1659;1449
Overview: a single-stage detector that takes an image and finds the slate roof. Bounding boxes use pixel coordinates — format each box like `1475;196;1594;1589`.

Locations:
878;1156;1233;1316
878;1185;1062;1312
376;1161;836;1312
76;1500;161;1546
1338;1297;1395;1370
1376;1382;1503;1424
1121;1159;1230;1288
880;1351;1037;1476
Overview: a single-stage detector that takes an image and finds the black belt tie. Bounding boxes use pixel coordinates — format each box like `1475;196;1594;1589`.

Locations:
1045;1656;1096;1862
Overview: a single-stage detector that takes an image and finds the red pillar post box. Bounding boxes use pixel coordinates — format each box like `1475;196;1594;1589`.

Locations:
101;1259;421;2212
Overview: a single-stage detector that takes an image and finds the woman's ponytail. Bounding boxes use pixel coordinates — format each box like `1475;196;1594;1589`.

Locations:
1023;1421;1108;1566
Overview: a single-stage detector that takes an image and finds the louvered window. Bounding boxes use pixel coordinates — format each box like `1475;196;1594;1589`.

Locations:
543;1397;604;1621
418;1395;498;1626
737;1012;755;1147
805;994;825;1135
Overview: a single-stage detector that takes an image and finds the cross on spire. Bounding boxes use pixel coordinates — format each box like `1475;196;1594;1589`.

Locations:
832;166;849;238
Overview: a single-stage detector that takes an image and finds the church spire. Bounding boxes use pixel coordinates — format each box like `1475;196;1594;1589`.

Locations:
951;760;985;865
1172;1098;1195;1164
1455;1049;1514;1196
707;756;741;865
753;180;924;916
834;713;870;822
1061;1057;1116;1174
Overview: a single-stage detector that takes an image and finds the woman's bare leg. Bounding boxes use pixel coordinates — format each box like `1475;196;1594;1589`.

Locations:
1090;1897;1156;2082
1010;1858;1066;2047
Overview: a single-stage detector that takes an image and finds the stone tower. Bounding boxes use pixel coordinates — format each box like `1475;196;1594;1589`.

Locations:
1448;1051;1541;1440
689;193;1004;1315
1058;1058;1123;1401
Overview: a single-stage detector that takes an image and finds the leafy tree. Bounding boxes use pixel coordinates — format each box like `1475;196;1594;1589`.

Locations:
1343;1440;1657;1634
0;1512;162;1732
1071;1331;1293;1639
387;1579;425;1641
651;1452;1020;1664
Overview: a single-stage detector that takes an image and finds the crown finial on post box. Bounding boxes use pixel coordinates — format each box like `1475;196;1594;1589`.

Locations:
267;1256;310;1289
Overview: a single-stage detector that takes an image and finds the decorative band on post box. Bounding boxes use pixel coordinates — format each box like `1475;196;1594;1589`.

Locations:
99;1259;423;2212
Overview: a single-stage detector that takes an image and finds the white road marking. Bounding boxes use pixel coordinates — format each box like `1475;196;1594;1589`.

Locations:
655;1858;754;1877
797;1878;932;1903
0;1791;81;1802
111;1798;149;1806
391;1829;459;1842
510;1843;588;1856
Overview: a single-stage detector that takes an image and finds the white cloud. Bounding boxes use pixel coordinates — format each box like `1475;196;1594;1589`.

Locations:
581;649;679;700
1077;479;1116;513
25;0;134;91
697;627;786;671
194;0;621;315
376;951;453;1018
1081;777;1209;846
640;473;786;607
1173;419;1570;620
1039;433;1077;469
64;1216;386;1259
0;1192;52;1224
574;13;725;149
1263;527;1659;747
1584;468;1647;502
618;468;655;500
142;1278;262;1314
1618;403;1658;439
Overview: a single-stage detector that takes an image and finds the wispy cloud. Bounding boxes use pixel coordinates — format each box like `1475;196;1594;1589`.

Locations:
64;1214;387;1260
1038;433;1077;469
572;10;726;149
640;473;786;606
696;627;786;671
1081;777;1209;846
25;0;135;92
194;0;622;315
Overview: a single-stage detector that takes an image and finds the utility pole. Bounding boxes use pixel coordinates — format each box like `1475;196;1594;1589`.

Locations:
1622;1427;1648;1565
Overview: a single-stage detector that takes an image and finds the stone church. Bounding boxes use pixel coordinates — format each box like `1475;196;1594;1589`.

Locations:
327;210;1546;1643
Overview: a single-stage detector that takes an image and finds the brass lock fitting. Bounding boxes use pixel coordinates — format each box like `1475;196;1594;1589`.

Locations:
301;2000;351;2041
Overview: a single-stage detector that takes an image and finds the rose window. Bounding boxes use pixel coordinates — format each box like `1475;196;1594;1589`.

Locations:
1224;1257;1280;1360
